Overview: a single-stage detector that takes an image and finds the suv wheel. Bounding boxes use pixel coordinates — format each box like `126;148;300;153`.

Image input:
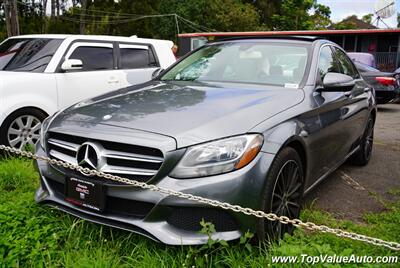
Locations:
257;147;304;242
0;108;47;150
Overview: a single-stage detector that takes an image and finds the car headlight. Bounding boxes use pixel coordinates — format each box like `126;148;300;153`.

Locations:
40;116;52;150
170;134;263;178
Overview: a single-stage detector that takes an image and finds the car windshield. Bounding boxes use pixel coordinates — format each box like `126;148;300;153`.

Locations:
0;38;63;72
161;41;309;87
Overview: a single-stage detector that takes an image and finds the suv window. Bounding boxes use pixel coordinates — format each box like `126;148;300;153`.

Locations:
0;38;63;72
334;47;360;79
119;44;158;69
69;46;113;71
318;46;340;81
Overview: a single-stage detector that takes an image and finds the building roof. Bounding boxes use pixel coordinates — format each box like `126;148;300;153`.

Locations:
178;29;400;38
328;15;377;30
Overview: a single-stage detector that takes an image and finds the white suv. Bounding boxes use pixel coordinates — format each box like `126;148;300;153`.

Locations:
0;34;176;149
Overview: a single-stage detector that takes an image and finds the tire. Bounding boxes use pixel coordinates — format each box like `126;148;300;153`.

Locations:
256;147;305;242
0;108;47;150
348;117;374;166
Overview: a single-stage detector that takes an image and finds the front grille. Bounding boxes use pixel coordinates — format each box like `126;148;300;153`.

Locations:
167;207;238;232
45;178;154;218
46;132;164;184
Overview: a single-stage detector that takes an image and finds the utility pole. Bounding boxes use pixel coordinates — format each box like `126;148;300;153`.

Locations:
4;0;20;37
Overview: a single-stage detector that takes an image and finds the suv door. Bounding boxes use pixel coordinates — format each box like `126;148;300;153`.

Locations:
117;43;159;87
55;41;121;109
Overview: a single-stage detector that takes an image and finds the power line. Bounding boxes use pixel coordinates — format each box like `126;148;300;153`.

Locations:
177;15;215;32
58;13;177;25
16;0;216;32
177;17;204;33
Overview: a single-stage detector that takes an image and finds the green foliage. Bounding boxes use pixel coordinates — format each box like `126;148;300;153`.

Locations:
310;3;331;30
0;157;36;192
0;157;399;267
270;0;331;30
0;0;335;43
397;12;400;28
157;0;262;40
362;14;374;25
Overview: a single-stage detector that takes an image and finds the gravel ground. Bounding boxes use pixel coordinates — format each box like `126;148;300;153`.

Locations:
305;103;400;222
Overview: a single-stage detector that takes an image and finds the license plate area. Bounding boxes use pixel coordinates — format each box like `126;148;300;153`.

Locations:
65;177;105;212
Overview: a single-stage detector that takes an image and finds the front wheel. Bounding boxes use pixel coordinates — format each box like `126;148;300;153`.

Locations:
0;108;47;150
257;147;304;242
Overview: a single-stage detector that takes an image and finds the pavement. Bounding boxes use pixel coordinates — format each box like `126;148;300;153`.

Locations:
305;103;400;222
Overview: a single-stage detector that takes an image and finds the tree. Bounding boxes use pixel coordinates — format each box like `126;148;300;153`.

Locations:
397;12;400;28
271;0;316;30
0;0;333;42
310;3;331;29
244;0;282;29
362;13;373;24
157;0;261;40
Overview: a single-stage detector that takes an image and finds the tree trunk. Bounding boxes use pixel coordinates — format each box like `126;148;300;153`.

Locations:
56;0;60;16
41;0;48;33
4;0;12;37
11;0;20;36
5;0;20;37
51;0;55;17
80;0;87;34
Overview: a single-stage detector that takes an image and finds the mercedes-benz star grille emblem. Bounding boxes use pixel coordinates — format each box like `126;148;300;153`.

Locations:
77;142;100;170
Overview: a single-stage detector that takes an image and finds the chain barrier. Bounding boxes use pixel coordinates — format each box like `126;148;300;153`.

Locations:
1;144;400;251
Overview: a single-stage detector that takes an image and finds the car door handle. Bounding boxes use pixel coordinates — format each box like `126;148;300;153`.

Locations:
107;78;119;84
364;87;371;93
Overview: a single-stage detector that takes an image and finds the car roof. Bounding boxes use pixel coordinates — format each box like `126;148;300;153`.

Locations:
218;35;324;42
8;34;173;46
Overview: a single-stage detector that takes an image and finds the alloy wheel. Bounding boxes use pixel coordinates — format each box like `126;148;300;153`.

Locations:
7;115;41;150
268;160;303;240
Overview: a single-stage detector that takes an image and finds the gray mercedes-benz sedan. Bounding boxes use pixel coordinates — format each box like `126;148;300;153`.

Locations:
35;37;376;245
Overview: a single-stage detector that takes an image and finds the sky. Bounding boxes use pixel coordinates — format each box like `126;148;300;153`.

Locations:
319;0;398;28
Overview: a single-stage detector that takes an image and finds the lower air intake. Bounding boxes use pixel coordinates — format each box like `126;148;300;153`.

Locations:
167;207;238;232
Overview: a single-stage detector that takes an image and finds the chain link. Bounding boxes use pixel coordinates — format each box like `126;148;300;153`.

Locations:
1;144;400;251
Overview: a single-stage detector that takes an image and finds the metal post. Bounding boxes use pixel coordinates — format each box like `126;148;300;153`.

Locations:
354;35;358;52
396;34;400;70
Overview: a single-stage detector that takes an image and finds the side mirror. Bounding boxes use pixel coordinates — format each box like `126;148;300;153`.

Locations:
61;59;83;71
321;72;355;92
152;68;164;79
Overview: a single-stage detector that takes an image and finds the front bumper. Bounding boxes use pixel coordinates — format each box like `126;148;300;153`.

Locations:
35;145;275;245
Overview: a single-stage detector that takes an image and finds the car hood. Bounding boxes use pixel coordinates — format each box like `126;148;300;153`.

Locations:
51;81;304;148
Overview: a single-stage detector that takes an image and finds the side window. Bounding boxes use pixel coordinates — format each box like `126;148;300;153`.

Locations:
69;45;113;71
119;44;158;69
318;46;340;81
334;47;360;79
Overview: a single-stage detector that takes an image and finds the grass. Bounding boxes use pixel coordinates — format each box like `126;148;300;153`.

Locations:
0;157;399;267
